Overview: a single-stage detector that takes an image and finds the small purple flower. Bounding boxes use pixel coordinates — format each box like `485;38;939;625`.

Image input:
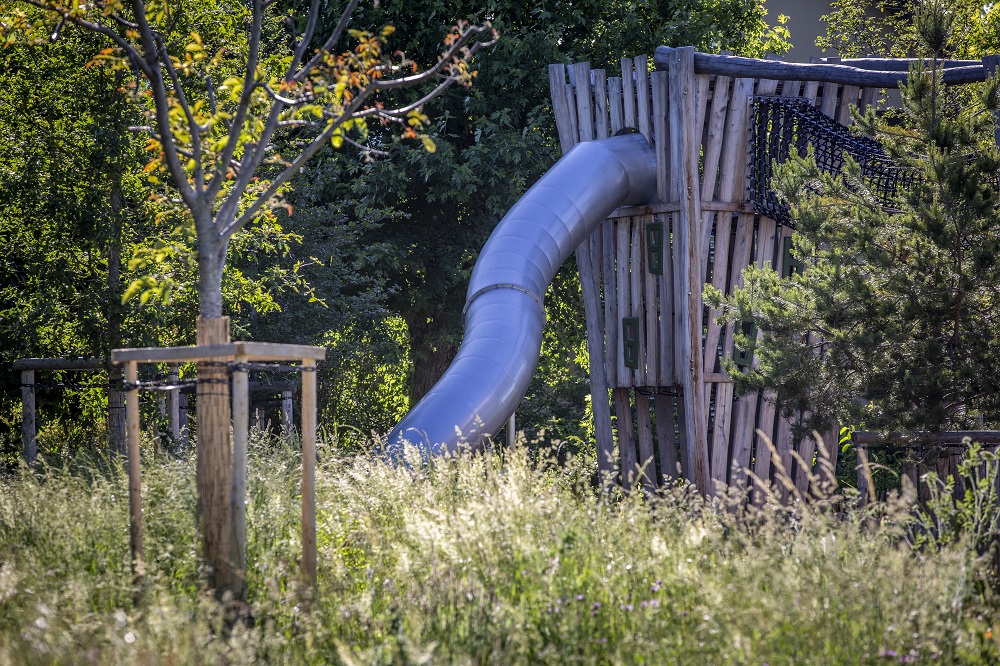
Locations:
620;604;633;611
641;599;661;608
651;579;662;592
900;656;915;664
879;650;898;658
598;638;608;644
576;594;585;601
592;602;602;609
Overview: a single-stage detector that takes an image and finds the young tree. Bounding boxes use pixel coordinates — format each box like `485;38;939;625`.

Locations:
710;1;1000;437
0;0;494;593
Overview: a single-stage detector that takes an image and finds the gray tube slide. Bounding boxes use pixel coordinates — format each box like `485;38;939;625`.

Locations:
386;133;657;461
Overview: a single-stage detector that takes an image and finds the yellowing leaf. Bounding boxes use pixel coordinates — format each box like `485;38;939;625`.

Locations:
421;135;436;153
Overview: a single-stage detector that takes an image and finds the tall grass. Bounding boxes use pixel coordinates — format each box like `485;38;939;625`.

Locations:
0;437;998;664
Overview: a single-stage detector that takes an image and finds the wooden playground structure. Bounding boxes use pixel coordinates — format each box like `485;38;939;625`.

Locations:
549;47;1000;499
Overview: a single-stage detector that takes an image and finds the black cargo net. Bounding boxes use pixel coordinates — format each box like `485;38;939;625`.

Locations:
749;96;914;227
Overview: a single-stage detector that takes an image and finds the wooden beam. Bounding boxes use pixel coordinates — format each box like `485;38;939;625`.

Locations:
13;357;103;371
853;430;1000;445
653;48;987;88
111;342;326;364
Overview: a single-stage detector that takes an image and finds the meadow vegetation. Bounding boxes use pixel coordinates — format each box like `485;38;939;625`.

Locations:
1;433;998;664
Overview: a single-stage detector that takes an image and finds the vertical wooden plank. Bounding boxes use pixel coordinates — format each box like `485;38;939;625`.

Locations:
651;72;673;387
658;214;674;386
578;231;617;484
635;393;656;490
604;221;618;387
695;75;712;148
653;393;679;480
801;79;821;106
20;370;35;463
642;217;659;386
820;82;839;119
780;79;802;98
795;427;817;496
651;71;670;203
723;212;757;487
630;218;646;386
548;64;574;154
621;58;637;129
594;69;610;139
838;85;860;125
301;358;317;588
230;354;249;599
711;383;735;487
616;218;632;385
667;45;711;495
749;221;785;501
608;77;625;135
124;361;143;585
634;54;652;141
167;365;180;441
572;62;595;142
614;388;637;487
565;84;580;144
772;409;795;500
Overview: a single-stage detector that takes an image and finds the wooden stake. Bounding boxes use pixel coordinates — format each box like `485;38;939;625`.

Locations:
124;361;143;585
20;370;35;463
167;365;180;441
301;358;318;588
230;353;249;600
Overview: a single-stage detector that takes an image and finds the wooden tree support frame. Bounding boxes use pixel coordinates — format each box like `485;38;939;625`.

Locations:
111;341;326;590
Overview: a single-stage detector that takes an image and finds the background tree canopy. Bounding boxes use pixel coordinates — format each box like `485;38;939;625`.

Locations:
1;0;790;460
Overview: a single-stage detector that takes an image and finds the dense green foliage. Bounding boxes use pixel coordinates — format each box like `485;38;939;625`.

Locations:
710;3;1000;436
1;439;999;663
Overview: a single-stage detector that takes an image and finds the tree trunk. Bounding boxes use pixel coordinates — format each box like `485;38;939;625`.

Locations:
107;183;127;455
406;309;459;406
196;315;235;595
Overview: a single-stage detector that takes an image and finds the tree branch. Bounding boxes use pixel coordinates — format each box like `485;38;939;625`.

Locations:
292;0;360;83
155;32;205;192
286;0;321;78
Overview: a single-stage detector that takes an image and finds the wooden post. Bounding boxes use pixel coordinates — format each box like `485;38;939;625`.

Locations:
281;389;294;442
984;56;1000;147
178;392;189;448
21;370;36;462
301;358;317;588
196;316;234;594
230;353;249;600
124;361;143;585
108;366;127;456
167;365;180;441
665;46;712;496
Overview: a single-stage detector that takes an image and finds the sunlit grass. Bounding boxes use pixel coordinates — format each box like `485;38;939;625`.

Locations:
0;436;998;664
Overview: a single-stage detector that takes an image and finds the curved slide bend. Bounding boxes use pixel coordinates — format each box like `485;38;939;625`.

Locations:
387;133;657;461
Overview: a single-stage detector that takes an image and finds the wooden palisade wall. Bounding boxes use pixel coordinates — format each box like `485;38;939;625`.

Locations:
547;48;894;498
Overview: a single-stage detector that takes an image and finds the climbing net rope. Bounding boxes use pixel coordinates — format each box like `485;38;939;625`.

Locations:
749;96;915;227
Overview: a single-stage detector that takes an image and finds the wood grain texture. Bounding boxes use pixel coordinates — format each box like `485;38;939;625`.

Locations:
20;370;35;463
614;388;637;488
609;77;625;135
666;46;711;495
654;394;680;481
635;54;652;141
301;358;318;588
548;64;573;153
635;393;656;490
594;69;609;139
124;361;143;585
621;58;637;128
572;62;594;141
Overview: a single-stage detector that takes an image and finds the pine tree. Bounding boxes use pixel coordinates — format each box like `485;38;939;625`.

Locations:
711;1;1000;435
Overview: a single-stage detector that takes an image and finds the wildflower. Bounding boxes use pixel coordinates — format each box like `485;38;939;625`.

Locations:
879;649;898;658
576;594;585;601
